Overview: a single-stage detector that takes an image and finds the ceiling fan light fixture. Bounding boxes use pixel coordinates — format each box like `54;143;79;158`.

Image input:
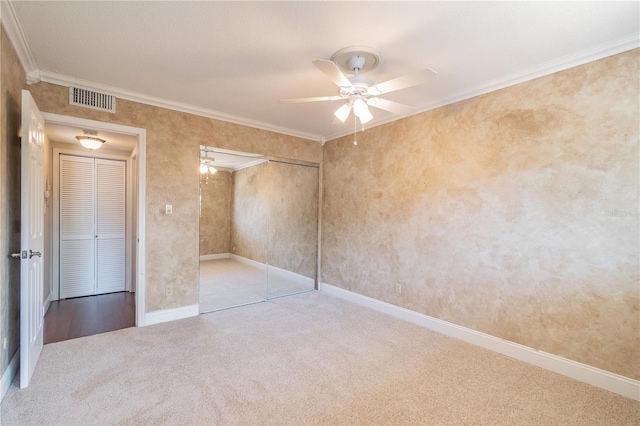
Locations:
352;98;372;124
334;103;352;123
200;163;209;174
352;98;368;116
76;130;105;150
358;107;373;124
209;165;217;174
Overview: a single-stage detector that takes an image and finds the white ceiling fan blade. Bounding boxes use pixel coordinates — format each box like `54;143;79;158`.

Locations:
313;60;353;88
366;68;437;95
367;98;416;116
280;96;343;104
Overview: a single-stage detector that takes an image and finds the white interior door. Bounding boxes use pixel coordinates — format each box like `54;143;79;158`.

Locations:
20;90;45;388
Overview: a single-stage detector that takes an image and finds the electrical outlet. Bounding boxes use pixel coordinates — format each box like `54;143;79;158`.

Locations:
395;283;402;294
166;285;173;296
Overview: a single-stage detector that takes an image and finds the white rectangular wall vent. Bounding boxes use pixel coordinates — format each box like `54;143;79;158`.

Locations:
69;87;116;113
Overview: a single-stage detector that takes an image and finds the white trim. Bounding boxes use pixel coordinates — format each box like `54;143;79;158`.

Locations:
3;0;636;145
135;130;146;327
233;158;268;172
200;253;230;261
31;70;322;143
228;254;315;288
43;292;51;316
267;264;315;288
322;34;640;142
0;349;19;402
144;304;199;327
41;112;147;328
320;283;640;402
0;0;38;77
229;254;267;271
200;146;264;157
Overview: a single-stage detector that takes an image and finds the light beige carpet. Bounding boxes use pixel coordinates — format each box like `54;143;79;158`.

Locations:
1;291;638;425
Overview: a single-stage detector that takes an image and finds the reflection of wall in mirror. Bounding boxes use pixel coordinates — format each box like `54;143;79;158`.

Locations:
230;162;269;263
268;162;318;279
200;160;319;280
199;171;231;255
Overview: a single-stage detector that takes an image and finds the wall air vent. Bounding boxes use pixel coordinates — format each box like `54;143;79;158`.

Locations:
69;87;116;113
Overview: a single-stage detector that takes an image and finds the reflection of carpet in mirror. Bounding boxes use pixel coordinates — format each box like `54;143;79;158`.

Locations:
199;258;314;313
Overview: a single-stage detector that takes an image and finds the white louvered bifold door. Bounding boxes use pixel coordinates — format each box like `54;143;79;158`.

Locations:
59;155;95;298
95;159;126;294
59;155;126;298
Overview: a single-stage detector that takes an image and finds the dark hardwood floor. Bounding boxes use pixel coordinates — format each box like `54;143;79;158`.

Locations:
44;292;135;344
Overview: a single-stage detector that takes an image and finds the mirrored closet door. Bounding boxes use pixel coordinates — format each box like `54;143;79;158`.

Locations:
198;146;319;313
266;161;318;299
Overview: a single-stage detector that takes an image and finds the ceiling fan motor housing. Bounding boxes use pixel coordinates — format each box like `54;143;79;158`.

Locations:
347;55;366;72
341;76;374;98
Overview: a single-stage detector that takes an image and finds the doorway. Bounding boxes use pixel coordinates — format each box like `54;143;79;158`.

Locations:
41;112;147;333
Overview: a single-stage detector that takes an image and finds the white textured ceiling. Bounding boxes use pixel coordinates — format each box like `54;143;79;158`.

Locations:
8;1;640;142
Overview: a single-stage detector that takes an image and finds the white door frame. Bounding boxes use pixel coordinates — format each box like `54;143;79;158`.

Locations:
42;113;147;327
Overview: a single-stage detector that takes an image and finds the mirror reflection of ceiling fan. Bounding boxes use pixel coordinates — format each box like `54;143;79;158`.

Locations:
281;46;437;125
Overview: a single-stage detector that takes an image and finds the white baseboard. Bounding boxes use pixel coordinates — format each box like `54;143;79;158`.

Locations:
199;253;230;261
144;304;199;326
266;264;315;288
321;282;640;401
229;254;314;287
229;254;267;271
1;349;19;402
43;292;52;316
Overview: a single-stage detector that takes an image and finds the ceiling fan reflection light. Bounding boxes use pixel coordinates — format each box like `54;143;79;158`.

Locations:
334;103;351;123
200;163;209;174
209;165;217;174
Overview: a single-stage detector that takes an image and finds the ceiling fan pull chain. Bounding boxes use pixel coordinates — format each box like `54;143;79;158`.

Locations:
353;114;358;146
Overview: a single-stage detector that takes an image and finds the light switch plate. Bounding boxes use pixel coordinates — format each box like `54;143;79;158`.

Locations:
165;204;173;214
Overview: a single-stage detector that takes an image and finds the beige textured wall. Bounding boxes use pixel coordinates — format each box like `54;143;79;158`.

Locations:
199;171;231;255
230;163;269;263
0;28;25;376
28;82;321;313
268;162;319;279
322;50;640;379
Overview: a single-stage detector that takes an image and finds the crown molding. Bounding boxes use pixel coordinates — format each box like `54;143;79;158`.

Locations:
30;70;323;143
322;32;640;142
0;0;37;75
7;1;637;147
1;1;322;144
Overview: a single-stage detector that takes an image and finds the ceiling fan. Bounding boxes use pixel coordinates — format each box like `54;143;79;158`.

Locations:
281;46;437;125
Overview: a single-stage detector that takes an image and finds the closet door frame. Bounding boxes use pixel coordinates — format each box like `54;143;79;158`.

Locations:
52;147;133;301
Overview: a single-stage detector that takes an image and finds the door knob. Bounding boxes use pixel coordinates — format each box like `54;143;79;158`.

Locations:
28;250;42;258
10;252;22;259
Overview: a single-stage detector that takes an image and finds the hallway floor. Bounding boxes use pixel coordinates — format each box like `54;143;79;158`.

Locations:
44;291;135;344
